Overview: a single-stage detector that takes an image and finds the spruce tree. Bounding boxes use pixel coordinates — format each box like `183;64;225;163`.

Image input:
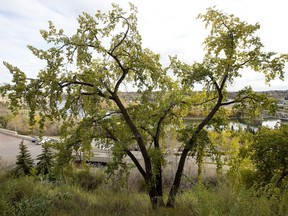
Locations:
15;140;34;176
36;143;54;175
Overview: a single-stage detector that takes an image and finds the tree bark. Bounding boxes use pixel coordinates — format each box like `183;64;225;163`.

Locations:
166;147;190;207
166;98;223;207
149;185;165;209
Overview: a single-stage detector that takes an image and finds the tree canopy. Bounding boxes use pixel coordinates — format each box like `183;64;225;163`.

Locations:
250;125;288;186
1;4;287;208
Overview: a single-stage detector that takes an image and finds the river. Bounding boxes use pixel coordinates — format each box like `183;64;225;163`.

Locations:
184;118;287;131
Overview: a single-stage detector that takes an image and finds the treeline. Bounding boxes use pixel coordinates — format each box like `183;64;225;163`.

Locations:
0;102;60;135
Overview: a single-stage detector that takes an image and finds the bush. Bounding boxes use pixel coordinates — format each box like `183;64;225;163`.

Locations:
0;115;8;128
239;169;259;188
250;125;288;186
71;169;105;191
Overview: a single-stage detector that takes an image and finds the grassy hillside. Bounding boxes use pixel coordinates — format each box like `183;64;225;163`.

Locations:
0;168;287;216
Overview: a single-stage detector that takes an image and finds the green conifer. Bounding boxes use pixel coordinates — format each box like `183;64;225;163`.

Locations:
36;143;54;175
15;140;34;176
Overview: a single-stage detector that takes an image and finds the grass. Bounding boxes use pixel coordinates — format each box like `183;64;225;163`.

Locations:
0;169;287;216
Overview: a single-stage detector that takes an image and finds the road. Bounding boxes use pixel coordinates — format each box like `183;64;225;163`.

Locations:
0;132;226;180
0;132;123;169
0;133;43;169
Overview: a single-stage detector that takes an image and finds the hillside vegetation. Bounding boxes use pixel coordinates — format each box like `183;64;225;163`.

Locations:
0;169;288;216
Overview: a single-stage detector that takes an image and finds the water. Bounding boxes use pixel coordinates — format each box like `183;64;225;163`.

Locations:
229;119;281;131
184;118;284;131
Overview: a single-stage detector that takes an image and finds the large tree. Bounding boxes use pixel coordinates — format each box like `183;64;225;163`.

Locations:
1;4;184;208
166;8;287;206
1;4;287;208
165;7;288;206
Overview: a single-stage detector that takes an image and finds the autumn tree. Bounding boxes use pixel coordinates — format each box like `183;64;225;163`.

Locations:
1;4;287;208
166;7;288;206
1;3;185;208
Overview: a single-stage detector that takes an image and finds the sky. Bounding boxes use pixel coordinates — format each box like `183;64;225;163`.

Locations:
0;0;287;91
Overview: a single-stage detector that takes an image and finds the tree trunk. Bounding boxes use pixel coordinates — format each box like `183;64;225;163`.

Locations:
149;186;165;209
156;165;163;199
148;160;164;209
166;147;190;207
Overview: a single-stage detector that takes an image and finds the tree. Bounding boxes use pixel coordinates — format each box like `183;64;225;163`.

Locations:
14;140;34;176
0;115;8;128
36;143;54;176
165;7;288;207
1;3;183;208
250;125;288;186
1;4;287;208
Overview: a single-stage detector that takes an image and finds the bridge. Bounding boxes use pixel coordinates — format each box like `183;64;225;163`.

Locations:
75;148;144;166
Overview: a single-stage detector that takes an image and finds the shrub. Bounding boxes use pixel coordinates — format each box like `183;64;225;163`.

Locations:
250;125;288;186
72;169;105;191
0;115;8;128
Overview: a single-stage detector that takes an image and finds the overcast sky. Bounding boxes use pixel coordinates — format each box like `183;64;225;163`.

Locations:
1;0;287;91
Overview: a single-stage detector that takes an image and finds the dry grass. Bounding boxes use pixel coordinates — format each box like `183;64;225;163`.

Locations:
0;165;288;216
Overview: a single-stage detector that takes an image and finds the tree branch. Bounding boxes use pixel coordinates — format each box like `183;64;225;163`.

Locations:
220;95;259;106
154;103;176;146
126;150;147;179
110;16;130;55
59;80;94;88
193;97;217;106
104;127;147;179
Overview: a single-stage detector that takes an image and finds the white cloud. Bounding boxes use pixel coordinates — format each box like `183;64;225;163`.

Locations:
0;0;287;91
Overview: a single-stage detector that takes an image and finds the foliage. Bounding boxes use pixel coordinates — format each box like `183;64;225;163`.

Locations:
178;184;288;216
36;143;55;176
0;115;9;128
178;125;212;182
250;124;288;186
14;140;34;177
233;87;279;121
0;170;288;216
0;3;184;207
7;111;60;136
220;129;255;187
0;104;60;135
1;3;287;208
69;169;106;191
166;6;287;206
